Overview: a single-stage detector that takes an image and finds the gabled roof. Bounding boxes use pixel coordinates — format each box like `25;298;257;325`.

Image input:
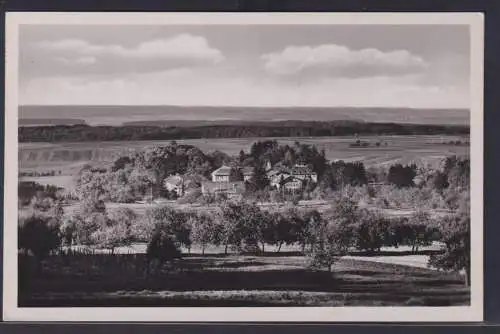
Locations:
211;165;232;176
268;164;315;176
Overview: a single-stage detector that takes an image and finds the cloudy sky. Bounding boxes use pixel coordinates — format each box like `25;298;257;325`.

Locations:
19;24;470;108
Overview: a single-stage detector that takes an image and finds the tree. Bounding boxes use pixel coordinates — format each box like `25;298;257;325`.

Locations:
430;170;449;191
285;208;307;252
269;211;295;252
429;211;470;286
354;209;390;253
239;150;246;163
18;215;61;273
302;209;325;251
146;229;182;275
217;202;261;254
111;156;133;172
407;211;434;253
90;208;136;254
146;205;192;250
443;156;470;190
248;164;270;191
387;164;417;188
308;220;350;272
73;211;107;246
190;212;217;255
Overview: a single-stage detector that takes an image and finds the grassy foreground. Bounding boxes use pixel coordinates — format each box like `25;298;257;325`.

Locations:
19;252;469;307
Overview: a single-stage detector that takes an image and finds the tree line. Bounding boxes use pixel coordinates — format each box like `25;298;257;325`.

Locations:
19;121;469;143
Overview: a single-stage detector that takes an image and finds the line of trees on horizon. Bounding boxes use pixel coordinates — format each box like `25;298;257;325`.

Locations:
18;120;469;143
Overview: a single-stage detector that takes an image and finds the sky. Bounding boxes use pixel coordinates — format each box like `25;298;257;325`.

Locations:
19;24;471;108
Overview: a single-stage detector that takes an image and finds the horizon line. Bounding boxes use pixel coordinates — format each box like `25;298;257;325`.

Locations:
18;104;470;111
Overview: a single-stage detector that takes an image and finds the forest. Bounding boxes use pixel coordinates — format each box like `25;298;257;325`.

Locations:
18;120;469;143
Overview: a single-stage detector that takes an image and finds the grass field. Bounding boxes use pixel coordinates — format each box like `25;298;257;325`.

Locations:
19;250;469;307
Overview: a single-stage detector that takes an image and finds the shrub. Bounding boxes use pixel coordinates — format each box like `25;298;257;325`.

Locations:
429;210;470;286
146;229;182;269
18;215;61;273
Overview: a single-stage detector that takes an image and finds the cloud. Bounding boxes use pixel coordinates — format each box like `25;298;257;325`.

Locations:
261;44;428;78
36;33;224;63
55;56;97;65
21;71;467;109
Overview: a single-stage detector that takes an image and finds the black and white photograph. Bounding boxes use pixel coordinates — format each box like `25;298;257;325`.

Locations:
3;13;484;322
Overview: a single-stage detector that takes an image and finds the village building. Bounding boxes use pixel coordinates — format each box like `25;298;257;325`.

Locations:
201;181;246;197
163;174;185;197
267;164;317;191
211;165;232;182
211;165;255;182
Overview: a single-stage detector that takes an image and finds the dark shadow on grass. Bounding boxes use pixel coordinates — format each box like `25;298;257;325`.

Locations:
18;253;470;307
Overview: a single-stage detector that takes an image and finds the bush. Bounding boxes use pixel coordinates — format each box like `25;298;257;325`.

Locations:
387;164;417;188
146;229;182;268
18;215;61;272
429;210;470;286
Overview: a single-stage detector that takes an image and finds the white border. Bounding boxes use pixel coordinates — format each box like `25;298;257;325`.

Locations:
3;12;484;322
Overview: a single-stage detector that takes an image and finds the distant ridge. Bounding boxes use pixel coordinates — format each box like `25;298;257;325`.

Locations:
19;105;470;126
19;118;87;126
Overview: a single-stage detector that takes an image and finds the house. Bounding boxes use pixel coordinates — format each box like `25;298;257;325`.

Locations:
211;165;254;182
164;174;185;197
268;169;291;189
289;164;318;183
211;165;232;182
281;176;304;191
201;181;246;197
267;164;317;190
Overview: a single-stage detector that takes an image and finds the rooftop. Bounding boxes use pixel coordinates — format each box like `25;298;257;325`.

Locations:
211;165;233;176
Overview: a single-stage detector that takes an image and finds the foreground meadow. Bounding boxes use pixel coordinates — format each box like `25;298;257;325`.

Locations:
19;249;469;307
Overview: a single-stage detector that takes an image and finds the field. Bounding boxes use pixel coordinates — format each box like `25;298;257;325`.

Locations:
19;249;469;307
19;135;469;190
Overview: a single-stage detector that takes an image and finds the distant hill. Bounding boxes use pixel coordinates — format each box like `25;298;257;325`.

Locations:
19;105;470;126
19;118;87;126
